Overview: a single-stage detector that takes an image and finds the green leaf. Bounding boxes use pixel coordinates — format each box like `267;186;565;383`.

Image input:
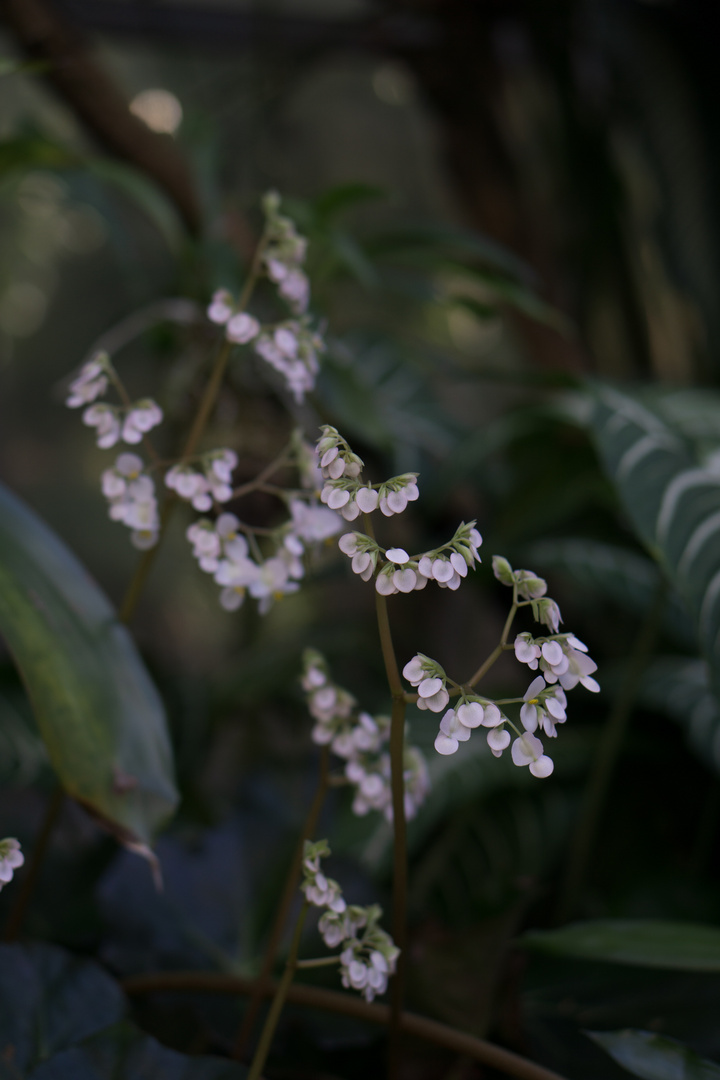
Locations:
526;538;696;649
0;943;125;1074
588;383;720;704
29;1022;249;1080
365;222;532;280
638;658;720;773
313;182;386;221
0;482;178;844
587;1029;720;1080
85;159;184;251
522;919;720;971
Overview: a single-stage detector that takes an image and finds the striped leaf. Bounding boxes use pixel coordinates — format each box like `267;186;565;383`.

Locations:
589;384;720;703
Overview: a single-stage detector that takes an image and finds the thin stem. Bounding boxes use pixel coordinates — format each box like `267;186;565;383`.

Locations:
3;785;64;941
123;969;570;1080
466;600;517;688
296;955;341;969
232;746;331;1060
364;513;407;1077
247;901;310;1080
556;580;667;922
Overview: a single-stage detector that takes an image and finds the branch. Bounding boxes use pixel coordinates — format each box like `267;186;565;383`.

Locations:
122;970;568;1080
0;0;202;234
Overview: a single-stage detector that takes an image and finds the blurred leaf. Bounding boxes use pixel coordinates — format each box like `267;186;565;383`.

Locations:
0;482;178;844
365;222;533;280
523;919;720;971
0;686;49;787
29;1022;249;1079
637;658;720;773
0;58;48;78
0;943;125;1075
527;538;696;649
588;383;720;704
85;159;184;251
587;1029;720;1080
313;182;386;221
0;135;78;179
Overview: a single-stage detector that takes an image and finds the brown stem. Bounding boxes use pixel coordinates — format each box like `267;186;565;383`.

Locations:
123;969;568;1080
232;745;331;1060
388;694;408;1080
466;601;517;688
2;785;64;941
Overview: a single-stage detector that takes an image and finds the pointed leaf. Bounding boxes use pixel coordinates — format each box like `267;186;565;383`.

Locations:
0;482;178;844
522;919;720;971
638;657;720;774
587;1029;720;1080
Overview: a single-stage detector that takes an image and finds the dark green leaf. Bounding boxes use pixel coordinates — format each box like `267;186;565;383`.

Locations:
638;658;720;773
0;482;178;844
588;384;720;704
523;919;720;971
85;159;184;251
313;182;386;220
587;1029;720;1080
0;943;125;1074
28;1022;248;1080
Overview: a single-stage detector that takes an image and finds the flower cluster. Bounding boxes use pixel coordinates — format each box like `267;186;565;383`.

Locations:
0;838;23;892
261;190;310;314
165;449;238;511
317;426;419;521
514;632;599;692
207;292;261;346
101;453;160;549
186;498;341;614
301;839;399;1002
67;353;163;450
254;318;325;404
302;650;429;821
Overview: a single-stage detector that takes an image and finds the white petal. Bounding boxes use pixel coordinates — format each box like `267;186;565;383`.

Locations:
434;733;458;755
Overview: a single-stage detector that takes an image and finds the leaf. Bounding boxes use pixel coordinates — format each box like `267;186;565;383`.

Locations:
28;1022;249;1080
313;182;386;221
522;919;720;971
0;943;125;1074
587;1029;720;1080
638;658;720;773
526;538;696;649
588;384;720;704
85;159;184;252
364;222;533;280
0;482;178;844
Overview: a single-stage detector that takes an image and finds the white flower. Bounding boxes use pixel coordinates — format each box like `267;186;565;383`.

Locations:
279;268;310;313
226;312;260;344
207;288;234;325
66;353;109;407
511;732;554;778
122;399;163;444
0;838;24;889
83;403;121;448
289;499;342;543
102;454;159;548
534;598;562;633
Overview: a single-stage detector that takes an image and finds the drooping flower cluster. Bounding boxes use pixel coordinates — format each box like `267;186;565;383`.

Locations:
301;839;399;1002
165;449;238;511
401;556;600;778
254;319;325;405
186;495;342;614
261;190;311;314
0;838;23;892
101;453;160;549
302;650;429;821
207;196;324;403
67;352;163;450
317;426;419;521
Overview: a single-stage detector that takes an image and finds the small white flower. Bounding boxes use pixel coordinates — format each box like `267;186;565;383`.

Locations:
226;312;260;344
66;353;109;407
121;399;163;444
83;403;121;448
207;288;234;325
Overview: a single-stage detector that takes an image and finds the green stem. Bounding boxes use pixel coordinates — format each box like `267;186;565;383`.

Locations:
556;580;667;922
466;601;517;688
232;746;330;1060
296;955;341;969
388;694;408;1080
247;901;309;1080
